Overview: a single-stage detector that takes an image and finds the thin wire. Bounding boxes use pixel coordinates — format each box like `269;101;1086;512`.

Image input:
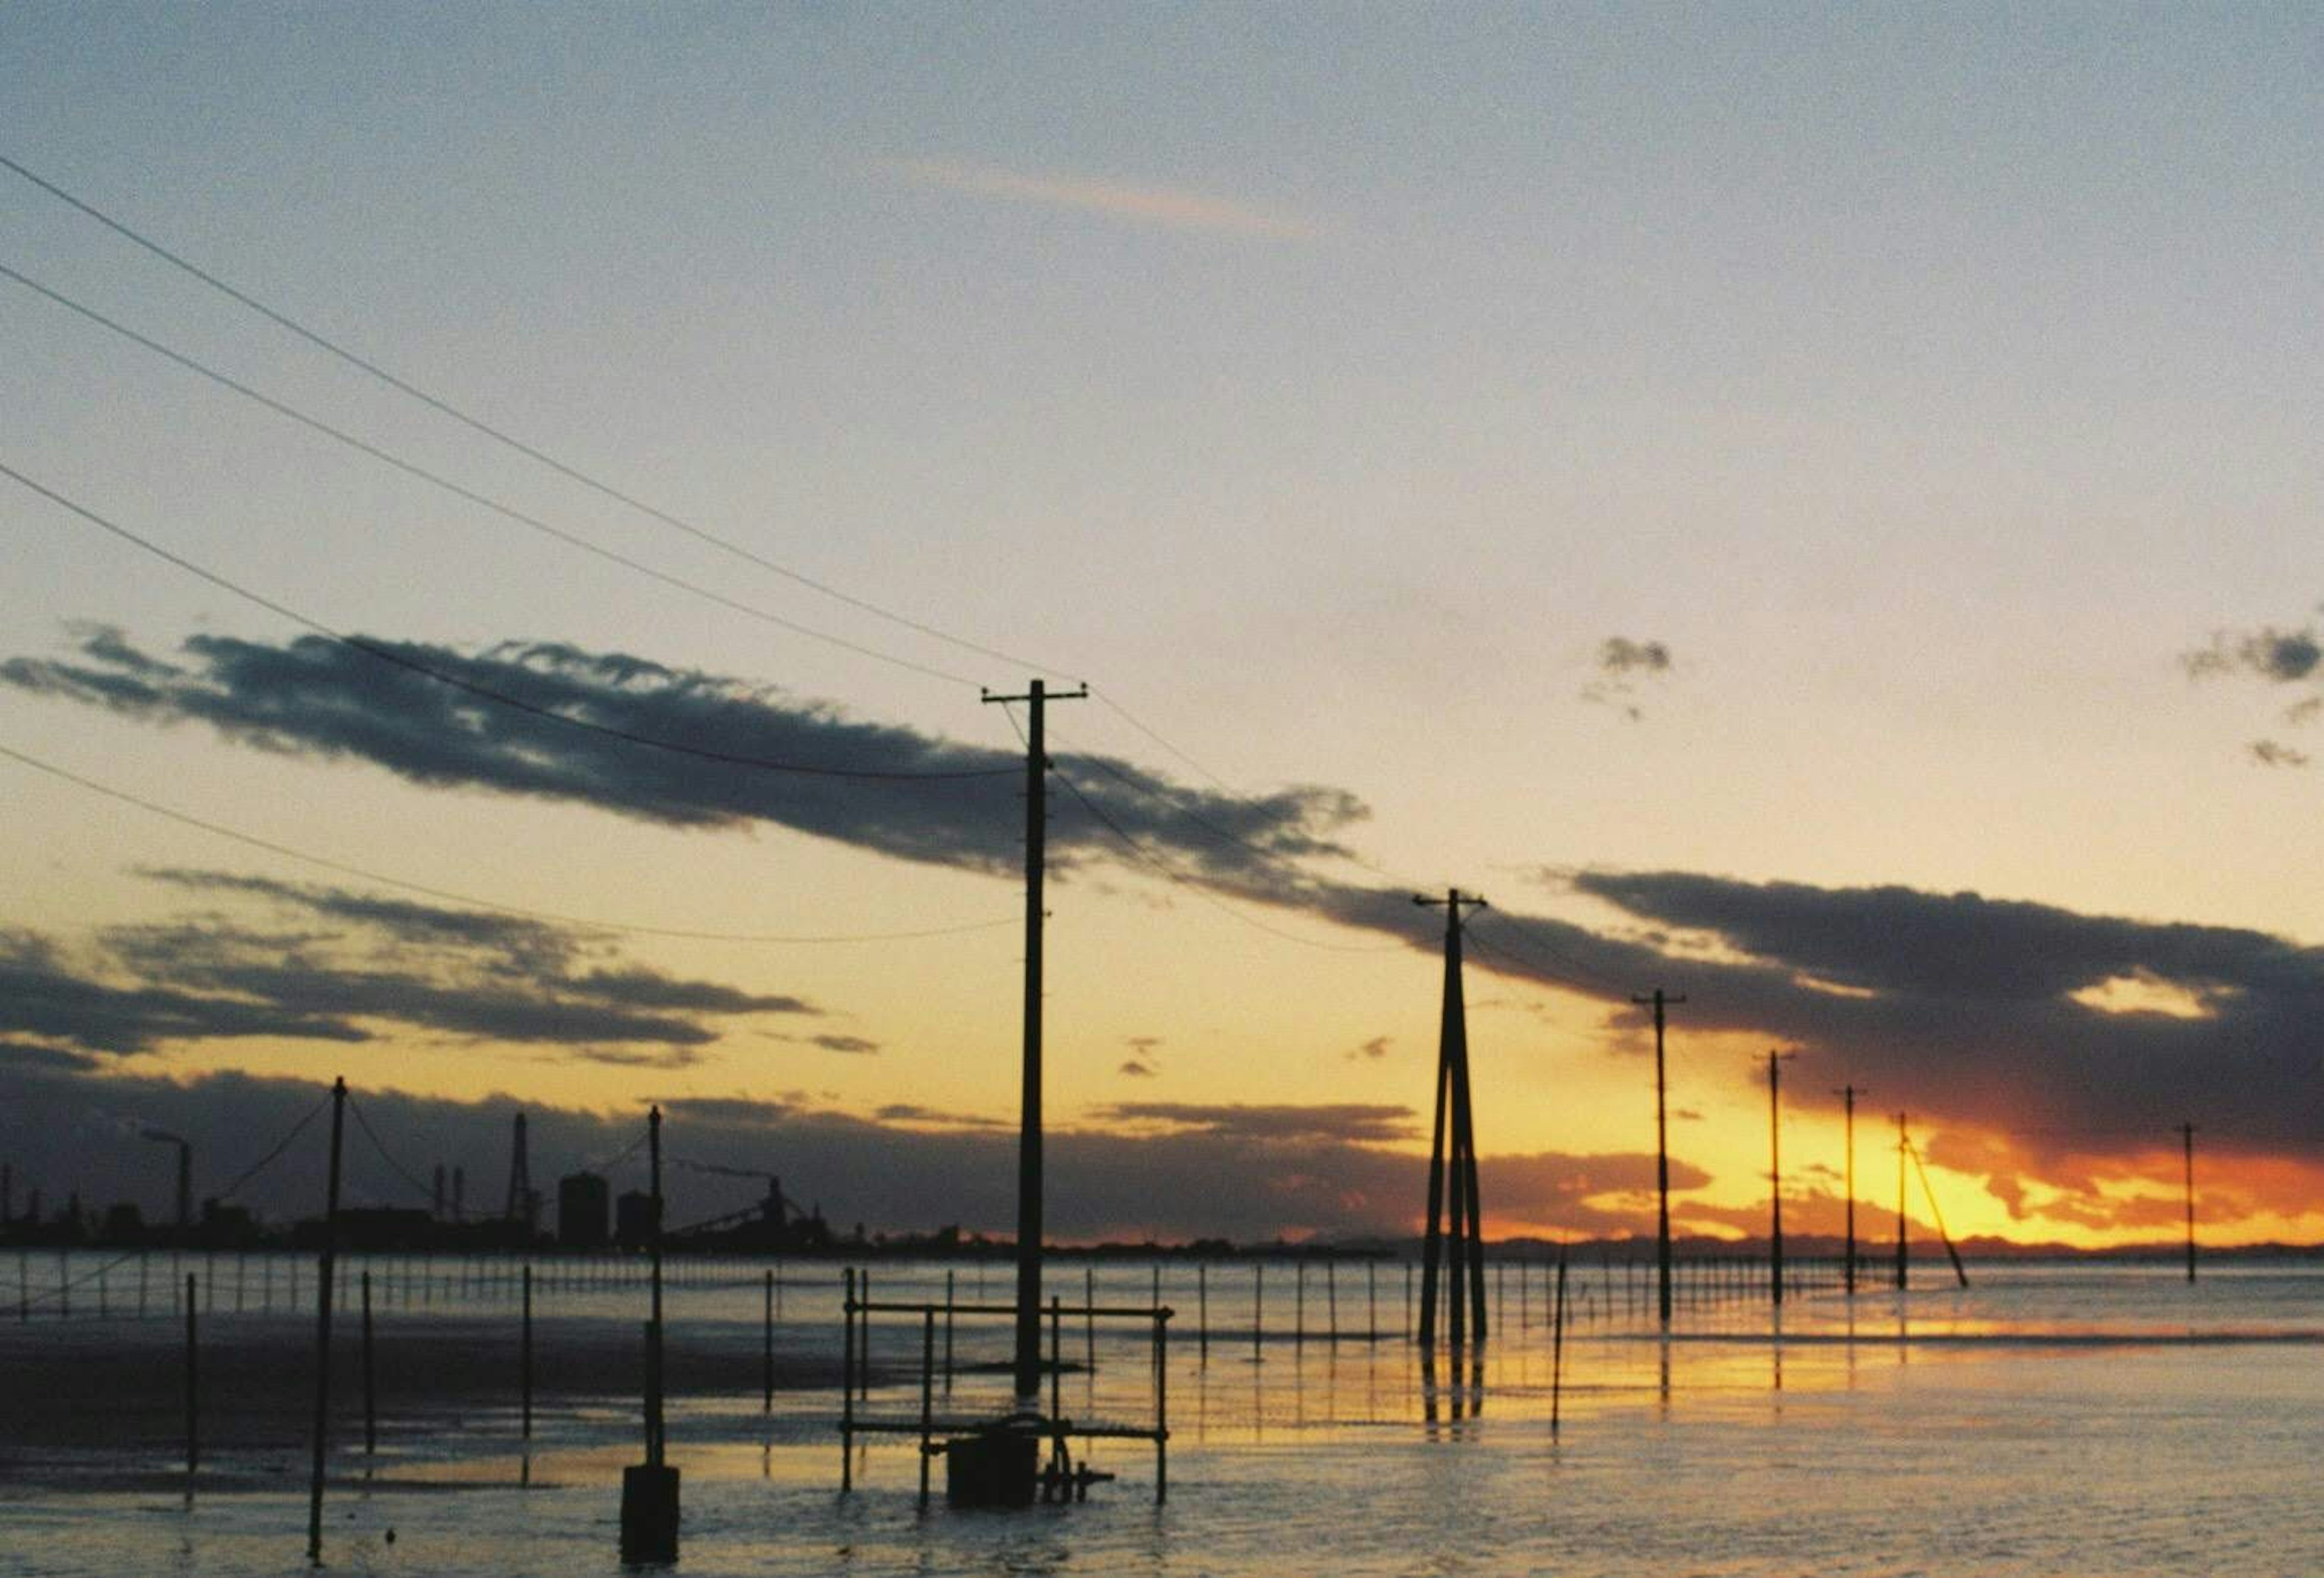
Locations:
582;1129;651;1177
16;1247;143;1310
1460;923;1601;996
0;738;1021;945
347;1097;450;1207
1078;691;1426;893
0;155;1069;680
209;1091;332;1203
1463;910;1621;997
1048;763;1406;955
0;461;1016;782
0;262;980;688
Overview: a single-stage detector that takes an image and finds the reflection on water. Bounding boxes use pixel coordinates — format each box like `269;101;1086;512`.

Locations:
8;1255;2324;1575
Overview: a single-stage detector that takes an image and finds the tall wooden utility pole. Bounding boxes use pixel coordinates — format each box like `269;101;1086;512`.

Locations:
983;679;1085;1404
1766;1051;1796;1306
1417;890;1488;1352
1631;989;1686;1329
2181;1122;2198;1284
1836;1085;1863;1295
306;1076;346;1566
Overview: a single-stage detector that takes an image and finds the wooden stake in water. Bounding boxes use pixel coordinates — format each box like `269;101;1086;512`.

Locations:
763;1269;776;1412
183;1274;199;1493
1198;1262;1209;1364
521;1264;534;1440
361;1271;376;1455
1252;1263;1264;1362
1550;1244;1569;1436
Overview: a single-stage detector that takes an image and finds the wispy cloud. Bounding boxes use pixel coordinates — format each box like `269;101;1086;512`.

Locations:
874;157;1318;239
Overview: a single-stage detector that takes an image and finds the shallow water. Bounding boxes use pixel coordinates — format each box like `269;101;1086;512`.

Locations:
4;1253;2320;1576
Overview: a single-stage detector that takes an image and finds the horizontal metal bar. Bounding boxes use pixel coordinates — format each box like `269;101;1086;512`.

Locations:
850;1300;1173;1320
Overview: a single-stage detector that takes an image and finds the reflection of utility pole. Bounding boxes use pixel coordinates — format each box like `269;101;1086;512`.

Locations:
1417;889;1488;1353
1894;1111;1909;1292
1631;988;1686;1329
983;677;1086;1405
2181;1122;2198;1284
1835;1084;1864;1295
1766;1050;1796;1306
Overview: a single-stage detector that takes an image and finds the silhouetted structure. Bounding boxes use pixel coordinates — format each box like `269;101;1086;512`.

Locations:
1417;889;1488;1352
1766;1049;1795;1306
2182;1120;2198;1283
1836;1083;1864;1294
983;677;1084;1404
1632;987;1686;1327
559;1171;610;1249
505;1112;536;1237
615;1189;657;1249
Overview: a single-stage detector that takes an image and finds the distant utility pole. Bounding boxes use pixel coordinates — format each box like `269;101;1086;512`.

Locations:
2181;1122;2198;1285
1632;988;1686;1330
1836;1084;1864;1295
1766;1050;1796;1307
1894;1111;1909;1292
983;677;1086;1405
1416;890;1489;1353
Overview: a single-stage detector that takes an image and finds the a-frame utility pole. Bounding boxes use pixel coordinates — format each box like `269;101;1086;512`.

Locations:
1631;988;1686;1329
1766;1050;1796;1307
983;678;1086;1405
1416;890;1488;1353
2181;1121;2198;1284
1836;1084;1864;1295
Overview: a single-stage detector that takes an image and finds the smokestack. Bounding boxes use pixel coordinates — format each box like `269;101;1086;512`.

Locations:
137;1127;191;1233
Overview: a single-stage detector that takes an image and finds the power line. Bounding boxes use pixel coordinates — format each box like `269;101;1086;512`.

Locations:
1;153;1069;681
0;738;1020;945
0;459;1017;782
1046;759;1405;955
346;1097;439;1207
0;261;979;688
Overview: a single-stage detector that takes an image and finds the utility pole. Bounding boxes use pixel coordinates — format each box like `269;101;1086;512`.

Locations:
1766;1051;1796;1306
1836;1085;1863;1295
1894;1111;1909;1292
1416;890;1488;1352
306;1076;346;1567
2181;1122;2198;1284
1631;989;1686;1329
983;677;1086;1405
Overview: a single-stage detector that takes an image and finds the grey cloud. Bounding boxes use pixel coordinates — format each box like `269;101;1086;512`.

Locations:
1598;637;1673;676
1;629;1365;883
2184;625;2323;683
0;870;818;1056
1117;1059;1158;1078
2249;740;2310;769
1560;870;2324;1157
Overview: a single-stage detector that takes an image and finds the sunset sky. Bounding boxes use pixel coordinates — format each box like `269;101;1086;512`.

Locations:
4;5;2320;1249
